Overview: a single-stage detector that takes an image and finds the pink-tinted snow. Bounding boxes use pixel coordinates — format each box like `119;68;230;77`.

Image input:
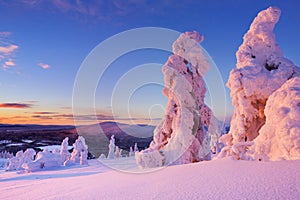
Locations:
0;157;299;199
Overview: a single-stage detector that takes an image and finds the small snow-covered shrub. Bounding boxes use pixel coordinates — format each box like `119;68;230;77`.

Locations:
22;149;62;172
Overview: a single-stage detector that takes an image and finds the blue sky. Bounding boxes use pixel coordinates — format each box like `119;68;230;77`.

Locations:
0;0;299;125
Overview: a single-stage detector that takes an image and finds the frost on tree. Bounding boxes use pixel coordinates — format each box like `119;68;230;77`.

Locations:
60;137;70;163
134;143;139;153
69;136;88;165
6;150;24;171
22;148;62;172
136;31;215;168
129;146;134;157
250;77;300;161
107;135;115;159
218;7;300;159
114;146;122;158
23;148;36;164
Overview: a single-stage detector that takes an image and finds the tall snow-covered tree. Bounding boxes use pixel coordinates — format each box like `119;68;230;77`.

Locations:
136;31;216;168
218;6;299;160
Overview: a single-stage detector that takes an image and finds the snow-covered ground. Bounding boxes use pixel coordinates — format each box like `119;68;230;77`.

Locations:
0;157;299;199
38;145;73;152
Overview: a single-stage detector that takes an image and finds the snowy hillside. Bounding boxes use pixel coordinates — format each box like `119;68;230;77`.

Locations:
1;157;299;199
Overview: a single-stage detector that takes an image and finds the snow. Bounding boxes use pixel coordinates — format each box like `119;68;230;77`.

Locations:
38;145;72;152
0;158;8;168
69;136;88;165
22;139;33;143
6;143;23;146
1;6;300;200
0;157;299;199
22;149;62;172
250;77;300;161
0;140;11;145
219;6;300;159
107;135;115;159
136;31;216;167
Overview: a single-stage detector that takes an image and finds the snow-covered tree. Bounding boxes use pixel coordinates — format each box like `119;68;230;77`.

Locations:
22;148;62;172
23;148;36;164
129;146;134;157
99;153;106;159
107;135;115;159
60;137;71;163
218;7;300;160
70;136;88;165
114;146;121;158
136;31;217;168
134;143;139;153
250;77;300;161
0;151;13;159
6;150;24;171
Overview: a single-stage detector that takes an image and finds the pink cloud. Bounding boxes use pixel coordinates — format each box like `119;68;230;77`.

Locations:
2;59;17;70
0;32;12;37
38;62;51;69
0;44;18;55
1;32;19;71
33;111;59;114
0;103;33;109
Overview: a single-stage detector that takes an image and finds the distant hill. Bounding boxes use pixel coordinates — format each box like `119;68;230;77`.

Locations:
76;121;155;157
0;124;78;155
0;122;154;158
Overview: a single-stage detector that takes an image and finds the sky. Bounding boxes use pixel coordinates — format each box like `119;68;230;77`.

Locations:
0;0;299;125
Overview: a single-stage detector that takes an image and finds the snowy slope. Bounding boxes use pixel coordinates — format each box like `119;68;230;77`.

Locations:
1;157;299;200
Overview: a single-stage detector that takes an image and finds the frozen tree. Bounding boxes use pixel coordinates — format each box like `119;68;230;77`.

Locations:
69;136;88;165
60;137;71;163
99;153;106;159
107;135;115;159
136;31;216;168
129;146;134;157
6;150;24;171
114;146;121;158
22;148;62;172
80;149;88;165
218;7;300;159
23;148;36;164
134;143;139;153
250;77;300;161
0;151;12;159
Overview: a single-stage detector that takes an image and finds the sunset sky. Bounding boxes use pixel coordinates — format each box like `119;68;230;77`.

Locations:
1;0;300;125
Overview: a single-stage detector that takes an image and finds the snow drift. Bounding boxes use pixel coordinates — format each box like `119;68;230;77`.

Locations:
218;6;300;159
136;31;216;168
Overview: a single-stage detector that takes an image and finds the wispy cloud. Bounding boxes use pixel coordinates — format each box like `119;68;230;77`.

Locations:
0;32;19;71
2;59;16;69
0;44;18;55
0;32;12;37
7;0;164;23
37;62;51;69
0;103;33;109
33;111;59;114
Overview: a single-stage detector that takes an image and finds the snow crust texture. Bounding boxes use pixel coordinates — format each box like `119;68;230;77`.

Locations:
136;31;214;168
218;6;300;160
251;77;300;161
